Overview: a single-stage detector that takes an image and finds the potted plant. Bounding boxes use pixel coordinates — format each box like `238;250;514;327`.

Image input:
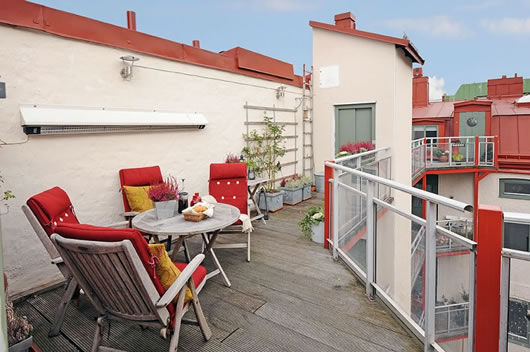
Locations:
225;153;240;164
300;175;312;200
148;176;179;219
434;148;449;162
336;141;376;168
452;153;464;163
7;296;32;352
280;175;303;206
298;206;325;243
243;115;286;212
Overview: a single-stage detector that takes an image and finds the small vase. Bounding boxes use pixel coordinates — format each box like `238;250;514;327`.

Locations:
154;200;177;219
248;169;256;180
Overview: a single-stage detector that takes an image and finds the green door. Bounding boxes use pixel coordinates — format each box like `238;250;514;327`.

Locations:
335;104;375;153
459;111;485;137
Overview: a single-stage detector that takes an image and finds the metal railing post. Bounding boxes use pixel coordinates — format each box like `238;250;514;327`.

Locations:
366;179;376;298
499;256;510;352
468;249;476;352
332;171;339;259
424;201;437;352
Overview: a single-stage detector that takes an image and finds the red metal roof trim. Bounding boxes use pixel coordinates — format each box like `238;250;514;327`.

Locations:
222;47;294;80
0;0;303;87
309;20;425;65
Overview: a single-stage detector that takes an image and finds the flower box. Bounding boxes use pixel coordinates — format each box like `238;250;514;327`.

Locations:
280;186;303;206
258;191;284;212
9;336;33;352
302;184;312;200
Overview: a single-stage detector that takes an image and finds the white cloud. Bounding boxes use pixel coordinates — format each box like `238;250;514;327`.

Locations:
383;16;472;38
481;17;530;34
429;76;446;101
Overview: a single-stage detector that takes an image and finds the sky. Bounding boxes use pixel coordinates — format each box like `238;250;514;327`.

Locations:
34;0;530;99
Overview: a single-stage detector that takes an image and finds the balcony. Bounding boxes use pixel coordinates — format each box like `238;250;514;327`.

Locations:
412;136;498;181
14;196;422;352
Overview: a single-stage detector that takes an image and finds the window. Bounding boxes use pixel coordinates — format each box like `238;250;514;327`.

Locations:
508;298;529;346
412;125;438;144
500;179;530;200
504;222;530;252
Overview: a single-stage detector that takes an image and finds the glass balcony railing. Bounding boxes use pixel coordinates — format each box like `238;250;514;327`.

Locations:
412;136;497;180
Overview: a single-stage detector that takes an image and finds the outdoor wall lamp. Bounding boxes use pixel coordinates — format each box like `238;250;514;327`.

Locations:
120;55;140;80
276;85;286;99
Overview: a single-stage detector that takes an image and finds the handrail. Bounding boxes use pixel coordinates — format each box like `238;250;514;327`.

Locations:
501;248;530;261
335;146;390;163
326;161;473;213
504;212;530;224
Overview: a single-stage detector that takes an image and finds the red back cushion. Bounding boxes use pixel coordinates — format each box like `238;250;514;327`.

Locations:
54;223;175;320
209;163;248;216
119;166;163;212
27;187;80;236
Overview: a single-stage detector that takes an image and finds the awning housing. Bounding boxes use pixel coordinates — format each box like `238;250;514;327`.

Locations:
20;105;207;135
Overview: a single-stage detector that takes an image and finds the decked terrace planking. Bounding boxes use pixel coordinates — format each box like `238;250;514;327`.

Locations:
15;193;421;352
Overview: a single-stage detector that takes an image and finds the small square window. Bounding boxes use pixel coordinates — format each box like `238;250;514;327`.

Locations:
500;179;530;200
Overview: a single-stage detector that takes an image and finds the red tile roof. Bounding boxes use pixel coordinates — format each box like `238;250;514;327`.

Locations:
309;20;424;65
0;0;303;87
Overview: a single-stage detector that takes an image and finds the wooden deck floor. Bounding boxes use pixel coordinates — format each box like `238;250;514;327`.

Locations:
15;194;421;352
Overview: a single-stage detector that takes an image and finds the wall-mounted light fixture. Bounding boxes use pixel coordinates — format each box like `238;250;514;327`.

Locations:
120;55;140;80
276;85;286;99
0;75;6;99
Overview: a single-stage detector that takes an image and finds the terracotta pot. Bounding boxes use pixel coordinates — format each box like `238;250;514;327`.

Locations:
439;155;449;162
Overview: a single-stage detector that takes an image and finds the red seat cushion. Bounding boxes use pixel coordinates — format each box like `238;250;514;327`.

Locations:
119;166;163;212
174;262;207;288
54;223;177;324
209;163;248;217
27;187;80;236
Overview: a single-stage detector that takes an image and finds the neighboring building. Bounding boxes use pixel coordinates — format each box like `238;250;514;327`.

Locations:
412;70;530;351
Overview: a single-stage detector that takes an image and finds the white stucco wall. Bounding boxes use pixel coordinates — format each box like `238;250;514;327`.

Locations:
437;173;474;221
312;27;414;309
479;172;530;213
0;25;304;297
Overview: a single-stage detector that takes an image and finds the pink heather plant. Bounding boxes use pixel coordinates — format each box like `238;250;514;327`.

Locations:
225;153;241;163
339;141;375;155
148;176;179;202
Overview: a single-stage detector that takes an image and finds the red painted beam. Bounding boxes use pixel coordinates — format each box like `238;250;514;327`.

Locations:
474;205;503;352
324;162;334;249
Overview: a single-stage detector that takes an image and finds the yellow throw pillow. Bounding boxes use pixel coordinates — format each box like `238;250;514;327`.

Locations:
123;185;154;213
148;243;193;304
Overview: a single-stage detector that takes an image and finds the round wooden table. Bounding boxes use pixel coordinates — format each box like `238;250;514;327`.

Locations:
132;203;240;287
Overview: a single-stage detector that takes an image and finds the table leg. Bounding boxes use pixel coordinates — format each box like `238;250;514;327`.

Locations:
249;185;266;225
170;237;185;262
201;232;231;287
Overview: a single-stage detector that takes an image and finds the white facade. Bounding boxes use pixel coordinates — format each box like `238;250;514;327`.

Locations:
0;26;304;297
312;27;415;310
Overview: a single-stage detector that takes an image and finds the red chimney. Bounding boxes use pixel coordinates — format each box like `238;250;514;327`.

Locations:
126;11;136;31
192;40;200;48
413;67;429;107
334;12;356;30
488;74;523;99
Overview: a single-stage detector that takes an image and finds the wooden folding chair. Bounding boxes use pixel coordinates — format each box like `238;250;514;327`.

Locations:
51;223;211;352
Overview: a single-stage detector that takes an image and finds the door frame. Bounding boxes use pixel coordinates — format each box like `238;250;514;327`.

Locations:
333;102;376;153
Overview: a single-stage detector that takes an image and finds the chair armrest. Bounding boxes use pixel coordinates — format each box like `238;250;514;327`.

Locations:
51;257;64;265
105;220;129;228
156;254;205;308
123;211;139;218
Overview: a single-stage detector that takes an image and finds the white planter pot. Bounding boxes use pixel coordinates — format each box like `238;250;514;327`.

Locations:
314;172;325;193
154;200;177;219
311;222;325;244
9;336;32;352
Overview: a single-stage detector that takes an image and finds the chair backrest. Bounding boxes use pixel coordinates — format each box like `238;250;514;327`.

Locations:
209;163;248;215
53;223;174;323
119;166;163;212
51;234;169;325
23;187;80;259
